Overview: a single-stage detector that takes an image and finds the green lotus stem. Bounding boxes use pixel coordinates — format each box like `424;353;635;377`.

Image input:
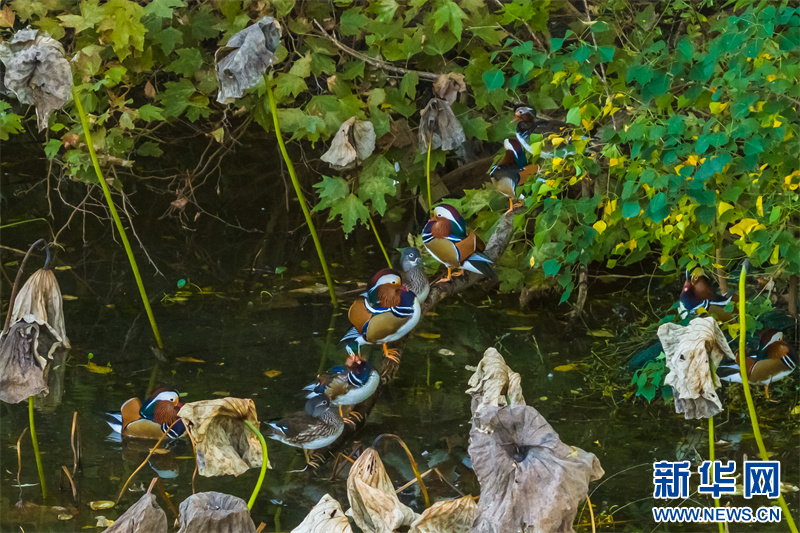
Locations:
71;86;164;351
264;76;336;306
368;213;392;268
29;397;47;500
708;417;724;533
244;420;269;510
426;131;433;212
737;264;797;533
0;218;49;230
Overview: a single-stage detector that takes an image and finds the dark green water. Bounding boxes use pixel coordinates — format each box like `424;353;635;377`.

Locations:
1;144;797;532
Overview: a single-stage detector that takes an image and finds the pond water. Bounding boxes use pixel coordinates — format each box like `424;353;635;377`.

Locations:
1;145;797;532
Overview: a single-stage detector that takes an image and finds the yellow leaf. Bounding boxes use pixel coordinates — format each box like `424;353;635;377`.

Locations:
551;136;566;148
588;329;615;338
212;391;230;396
791;404;800;415
605;199;617;216
686;155;700;166
773;118;782;128
85;362;112;375
417;332;441;339
529;255;535;267
553;364;577;372
507;326;533;331
718;202;734;216
581;118;594;131
741;241;759;256
62;295;78;300
592;220;607;234
766;74;776;82
54;265;72;270
770;245;780;265
729;218;765;237
756;196;763;217
264;369;281;378
708;102;728;114
539;396;548;401
609;157;619;167
176;356;205;363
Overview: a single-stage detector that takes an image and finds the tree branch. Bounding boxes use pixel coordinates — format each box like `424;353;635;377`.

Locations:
315;207;522;461
313;21;439;81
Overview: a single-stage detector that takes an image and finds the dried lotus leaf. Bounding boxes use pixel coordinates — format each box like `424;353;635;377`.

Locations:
658;316;734;419
419;99;465;153
216;17;282;104
291;494;352;533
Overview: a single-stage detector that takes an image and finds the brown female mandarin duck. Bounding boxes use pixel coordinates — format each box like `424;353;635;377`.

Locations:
341;269;421;362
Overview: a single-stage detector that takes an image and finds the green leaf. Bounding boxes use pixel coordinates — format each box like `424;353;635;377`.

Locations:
313;175;349;210
138;104;165;122
44;138;62;160
400;71;418;100
329;194;369;234
433;1;467;39
647;192;669;222
543;259;561;277
482;69;504;91
340;8;369;36
358;156;397;215
288;53;312;78
598;46;615;62
0;102;23;140
152;26;183;55
97;0;146;61
622;201;641;218
137;141;163;157
166;49;203;77
158;79;196;118
274;74;307;99
143;0;183;18
461;114;489;140
566;107;581;125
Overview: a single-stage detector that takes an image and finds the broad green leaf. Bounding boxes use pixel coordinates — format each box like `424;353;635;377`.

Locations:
166;49;203;77
482;69;504;91
143;0;183;18
400;71;418;100
313;175;349;211
329;194;369;234
566;107;581;125
358;156;396;214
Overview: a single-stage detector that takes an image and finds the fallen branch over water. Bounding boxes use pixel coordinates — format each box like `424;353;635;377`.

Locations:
315;206;523;460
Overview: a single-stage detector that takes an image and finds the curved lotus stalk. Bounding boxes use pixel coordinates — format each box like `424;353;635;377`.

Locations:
469;405;604;533
0;27;72;130
347;448;418;533
9;267;70;351
177;492;256;533
433;73;466;105
215;17;282;104
658;316;734;419
465;347;524;418
321;117;376;170
0;321;49;404
292;494;353;533
409;495;477;533
418;99;465;153
103;493;167;533
178;398;267;477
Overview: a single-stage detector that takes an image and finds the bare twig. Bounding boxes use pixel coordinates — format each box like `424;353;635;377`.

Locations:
61;466;77;501
314;21;439;81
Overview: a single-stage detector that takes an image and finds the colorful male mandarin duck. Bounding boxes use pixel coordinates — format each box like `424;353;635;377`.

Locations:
341;268;421;363
422;205;497;283
718;329;798;397
266;394;344;465
678;269;734;321
490;138;532;213
513;105;595;157
305;342;379;406
399;247;430;304
107;389;185;440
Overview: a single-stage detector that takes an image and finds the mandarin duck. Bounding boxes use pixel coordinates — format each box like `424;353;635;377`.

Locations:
266;394;344;465
107;389;185;440
305;342;379;406
678;269;734;322
422;205;497;283
399;247;430;303
513;105;595;157
341;268;421;363
718;329;797;398
490;138;534;213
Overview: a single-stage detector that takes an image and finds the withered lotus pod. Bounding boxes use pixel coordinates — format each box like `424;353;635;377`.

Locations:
178;397;267;477
418;98;465;153
103;493;167;533
0;27;72;131
176;492;256;533
468;405;604;533
215;17;282;104
321;117;376;170
9;267;70;351
347;448;418;533
291;494;352;533
409;495;477;533
432;73;466;105
658;316;734;419
465;347;525;418
0;321;49;404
